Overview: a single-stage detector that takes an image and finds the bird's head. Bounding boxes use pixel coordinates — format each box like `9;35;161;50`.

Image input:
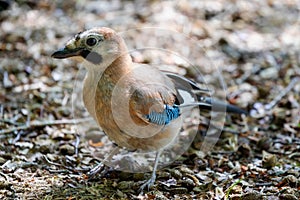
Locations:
52;27;127;68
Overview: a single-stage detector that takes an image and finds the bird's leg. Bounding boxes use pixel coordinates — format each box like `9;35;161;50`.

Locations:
139;150;162;193
88;146;120;179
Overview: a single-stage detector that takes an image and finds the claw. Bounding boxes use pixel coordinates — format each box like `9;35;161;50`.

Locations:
138;174;156;193
87;147;120;180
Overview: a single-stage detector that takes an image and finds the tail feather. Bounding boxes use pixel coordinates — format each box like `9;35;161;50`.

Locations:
198;96;248;114
164;72;248;115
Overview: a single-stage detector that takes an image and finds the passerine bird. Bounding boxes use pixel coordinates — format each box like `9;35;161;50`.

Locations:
52;27;246;191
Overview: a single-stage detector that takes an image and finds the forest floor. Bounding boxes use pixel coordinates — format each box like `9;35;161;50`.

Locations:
0;0;299;199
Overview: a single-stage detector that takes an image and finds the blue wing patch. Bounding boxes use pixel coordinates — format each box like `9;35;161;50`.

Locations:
146;105;180;125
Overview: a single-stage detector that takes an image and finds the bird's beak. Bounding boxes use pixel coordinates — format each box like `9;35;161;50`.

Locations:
51;47;84;59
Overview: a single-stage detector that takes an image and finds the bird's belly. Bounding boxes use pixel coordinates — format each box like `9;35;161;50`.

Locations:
98;110;182;152
127;117;182;151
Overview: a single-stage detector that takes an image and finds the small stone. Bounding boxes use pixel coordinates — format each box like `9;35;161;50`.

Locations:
262;151;277;169
179;166;194;175
237;143;252;157
117;181;134;190
241;191;263;200
282;175;298;187
179;176;195;188
14;142;34;149
257;137;271;151
132;173;144;181
51;130;65;140
279;194;298;200
159;171;170;179
170;169;182;179
115;190;126;198
259;67;278;79
59;144;74;155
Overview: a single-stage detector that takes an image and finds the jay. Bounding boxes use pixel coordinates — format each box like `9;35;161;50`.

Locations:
52;27;246;191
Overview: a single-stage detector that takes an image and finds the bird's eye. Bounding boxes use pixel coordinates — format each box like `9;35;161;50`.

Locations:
86;37;97;47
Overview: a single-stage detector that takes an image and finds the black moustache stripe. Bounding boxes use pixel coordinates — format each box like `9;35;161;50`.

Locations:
80;50;103;64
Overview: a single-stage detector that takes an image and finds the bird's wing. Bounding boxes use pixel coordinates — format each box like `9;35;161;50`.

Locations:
129;84;180;126
126;65;181;126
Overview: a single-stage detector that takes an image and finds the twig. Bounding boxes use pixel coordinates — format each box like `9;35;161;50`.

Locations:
0;118;92;134
74;134;80;157
225;179;241;200
43;155;88;174
265;77;300;110
43;155;63;167
12;130;24;143
0;119;23;126
255;182;273;187
236;64;261;84
0;171;8;181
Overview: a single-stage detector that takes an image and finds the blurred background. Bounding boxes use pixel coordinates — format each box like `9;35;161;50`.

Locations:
0;0;300;199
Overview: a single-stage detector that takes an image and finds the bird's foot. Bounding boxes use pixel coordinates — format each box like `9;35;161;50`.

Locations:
138;174;156;194
87;162;105;180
